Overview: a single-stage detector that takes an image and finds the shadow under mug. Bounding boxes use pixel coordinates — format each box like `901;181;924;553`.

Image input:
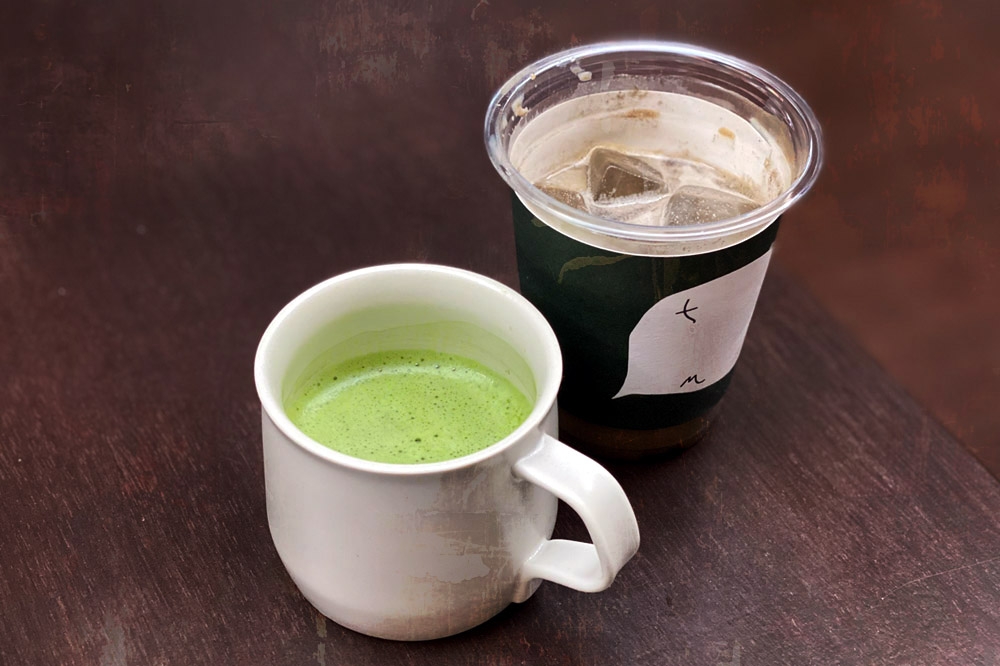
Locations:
254;264;640;641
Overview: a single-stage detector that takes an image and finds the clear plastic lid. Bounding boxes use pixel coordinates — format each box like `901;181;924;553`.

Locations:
484;41;823;255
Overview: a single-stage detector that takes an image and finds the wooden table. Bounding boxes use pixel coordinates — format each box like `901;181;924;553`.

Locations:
3;1;999;663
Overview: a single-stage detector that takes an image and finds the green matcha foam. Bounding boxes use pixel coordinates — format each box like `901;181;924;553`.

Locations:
285;349;532;464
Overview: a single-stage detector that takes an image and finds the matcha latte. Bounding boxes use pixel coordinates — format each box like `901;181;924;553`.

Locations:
285;349;532;464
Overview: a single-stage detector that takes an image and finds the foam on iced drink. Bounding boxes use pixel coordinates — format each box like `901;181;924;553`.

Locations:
509;89;794;249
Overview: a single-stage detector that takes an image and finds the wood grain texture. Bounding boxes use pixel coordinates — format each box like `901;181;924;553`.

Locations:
3;0;996;472
1;1;998;664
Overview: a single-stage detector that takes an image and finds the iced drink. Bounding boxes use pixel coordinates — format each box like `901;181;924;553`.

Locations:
485;42;822;458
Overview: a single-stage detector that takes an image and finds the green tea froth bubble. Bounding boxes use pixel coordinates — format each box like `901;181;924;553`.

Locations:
285;349;533;464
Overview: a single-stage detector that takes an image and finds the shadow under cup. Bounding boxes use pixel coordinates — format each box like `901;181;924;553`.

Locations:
485;41;823;459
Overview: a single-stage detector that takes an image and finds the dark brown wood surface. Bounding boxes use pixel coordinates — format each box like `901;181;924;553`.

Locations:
2;1;999;664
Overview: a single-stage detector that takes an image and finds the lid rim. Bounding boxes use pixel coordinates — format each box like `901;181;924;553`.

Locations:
484;40;824;244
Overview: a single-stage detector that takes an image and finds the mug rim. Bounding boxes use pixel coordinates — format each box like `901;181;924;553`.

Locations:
254;263;563;476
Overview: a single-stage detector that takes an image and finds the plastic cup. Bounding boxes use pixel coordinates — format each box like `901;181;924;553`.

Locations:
485;41;822;458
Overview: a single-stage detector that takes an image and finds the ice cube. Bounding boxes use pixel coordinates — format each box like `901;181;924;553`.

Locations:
535;165;588;211
537;184;586;210
587;148;666;202
663;186;759;226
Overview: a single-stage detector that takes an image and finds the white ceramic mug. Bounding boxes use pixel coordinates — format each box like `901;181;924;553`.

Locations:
254;264;640;641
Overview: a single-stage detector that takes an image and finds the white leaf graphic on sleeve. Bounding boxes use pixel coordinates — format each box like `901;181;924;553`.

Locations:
613;249;772;398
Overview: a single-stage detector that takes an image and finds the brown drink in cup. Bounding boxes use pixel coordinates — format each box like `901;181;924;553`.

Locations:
485;42;822;459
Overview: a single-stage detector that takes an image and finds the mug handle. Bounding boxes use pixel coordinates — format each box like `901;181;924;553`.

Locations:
512;433;640;600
